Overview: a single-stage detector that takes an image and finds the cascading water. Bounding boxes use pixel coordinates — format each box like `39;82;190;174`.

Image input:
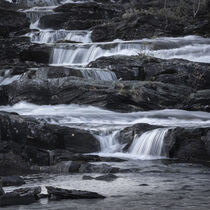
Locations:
78;68;117;81
50;42;147;66
128;128;169;159
27;30;92;43
50;36;210;66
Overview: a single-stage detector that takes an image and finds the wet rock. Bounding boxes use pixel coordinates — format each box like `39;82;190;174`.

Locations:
39;3;123;30
82;175;94;180
0;152;32;176
0;112;100;166
95;174;118;181
91;14;183;42
4;76;192;112
1;175;25;187
82;174;118;181
0;8;29;38
0;186;41;207
165;127;210;161
89;55;210;90
0;185;4;196
188;90;210;112
46;186;105;200
20;44;51;64
79;163;120;173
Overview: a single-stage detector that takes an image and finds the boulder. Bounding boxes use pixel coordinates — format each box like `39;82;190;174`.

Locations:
0;186;41;207
39;3;123;30
46;186;105;200
0;8;29;38
1;175;25;187
89;55;210;90
82;174;118;181
3;76;192;112
0;111;100;166
165;127;210;161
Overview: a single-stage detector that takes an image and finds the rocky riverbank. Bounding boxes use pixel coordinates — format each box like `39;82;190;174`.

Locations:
0;0;210;208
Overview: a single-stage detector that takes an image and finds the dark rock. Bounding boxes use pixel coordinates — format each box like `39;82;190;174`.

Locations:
0;186;41;207
188;90;210;112
46;186;105;200
39;3;123;30
89;55;210;90
1;175;25;187
82;175;94;180
0;8;29;38
20;44;51;64
0;185;4;196
0;112;100;166
4;76;192;112
139;184;149;186
91;14;183;42
165;127;210;161
82;174;118;181
0;152;32;176
95;174;118;181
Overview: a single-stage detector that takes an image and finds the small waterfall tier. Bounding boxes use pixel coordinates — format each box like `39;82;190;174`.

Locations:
50;41;147;66
50;36;210;66
128;128;169;159
95;128;169;160
27;30;92;43
77;67;117;81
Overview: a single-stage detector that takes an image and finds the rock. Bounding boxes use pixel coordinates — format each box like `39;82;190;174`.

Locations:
0;8;29;38
0;37;31;62
95;174;118;181
88;55;210;90
82;175;94;180
3;76;192;112
0;112;100;166
82;174;118;181
164;127;210;161
188;90;210;112
46;186;105;200
0;183;4;196
0;152;32;176
1;175;25;187
91;14;183;42
0;186;41;207
20;44;51;64
79;163;120;173
39;3;123;30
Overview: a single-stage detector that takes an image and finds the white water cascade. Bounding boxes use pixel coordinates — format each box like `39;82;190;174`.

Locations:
50;42;146;66
128;128;169;159
27;30;92;43
78;67;117;81
51;36;210;66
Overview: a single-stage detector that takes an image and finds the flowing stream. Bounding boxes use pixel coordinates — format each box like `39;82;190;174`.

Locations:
1;0;210;209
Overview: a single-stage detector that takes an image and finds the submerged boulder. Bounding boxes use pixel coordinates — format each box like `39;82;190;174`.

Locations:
46;186;105;200
0;187;41;207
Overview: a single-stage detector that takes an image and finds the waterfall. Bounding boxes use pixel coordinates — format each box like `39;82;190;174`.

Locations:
78;68;117;81
50;42;147;66
95;128;168;160
95;131;122;153
0;70;21;86
128;128;169;159
27;30;92;44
